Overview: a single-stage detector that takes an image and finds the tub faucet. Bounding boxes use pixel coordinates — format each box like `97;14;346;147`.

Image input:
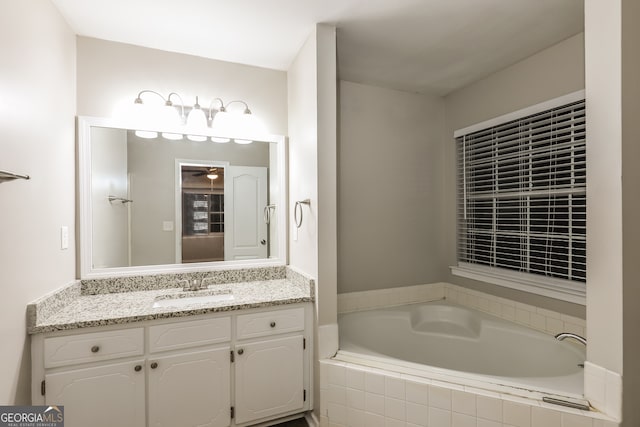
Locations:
555;332;586;346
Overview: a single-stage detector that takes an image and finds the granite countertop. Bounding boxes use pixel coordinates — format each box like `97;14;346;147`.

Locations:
28;267;314;334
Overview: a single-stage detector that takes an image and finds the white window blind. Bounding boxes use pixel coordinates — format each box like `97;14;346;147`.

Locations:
456;99;586;285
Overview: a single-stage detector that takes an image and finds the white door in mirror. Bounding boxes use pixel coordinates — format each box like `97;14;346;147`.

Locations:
224;166;268;260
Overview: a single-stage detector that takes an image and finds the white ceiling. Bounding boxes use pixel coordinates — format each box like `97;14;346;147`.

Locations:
51;0;584;96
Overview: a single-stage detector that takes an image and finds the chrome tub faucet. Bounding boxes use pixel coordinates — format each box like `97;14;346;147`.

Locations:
555;332;587;345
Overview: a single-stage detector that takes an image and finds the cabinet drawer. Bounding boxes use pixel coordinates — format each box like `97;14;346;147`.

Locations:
236;307;305;340
149;317;231;353
44;328;143;368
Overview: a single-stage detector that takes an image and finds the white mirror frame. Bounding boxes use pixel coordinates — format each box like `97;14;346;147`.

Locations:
78;116;288;279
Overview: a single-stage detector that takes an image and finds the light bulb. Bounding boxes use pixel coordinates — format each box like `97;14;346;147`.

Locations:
234;138;253;144
240;113;266;138
211;136;230;143
186;96;208;131
187;134;207;142
162;132;183;140
211;110;233;137
161;104;183;140
135;130;158;139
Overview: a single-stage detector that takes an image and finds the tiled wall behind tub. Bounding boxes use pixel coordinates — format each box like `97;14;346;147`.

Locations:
337;282;586;338
319;360;618;427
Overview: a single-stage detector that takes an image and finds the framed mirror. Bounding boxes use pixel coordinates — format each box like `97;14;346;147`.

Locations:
78;116;287;278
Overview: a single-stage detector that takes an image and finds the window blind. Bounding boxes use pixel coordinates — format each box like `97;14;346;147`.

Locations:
456;99;586;283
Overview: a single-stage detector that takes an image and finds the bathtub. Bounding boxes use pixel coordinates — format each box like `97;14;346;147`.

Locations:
336;301;586;401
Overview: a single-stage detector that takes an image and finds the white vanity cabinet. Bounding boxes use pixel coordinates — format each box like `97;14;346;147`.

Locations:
31;303;312;427
45;359;146;427
234;308;306;425
148;348;231;427
41;328;146;427
147;317;232;427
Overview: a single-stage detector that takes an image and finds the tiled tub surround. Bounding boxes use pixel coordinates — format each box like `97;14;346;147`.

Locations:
330;284;619;426
337;282;585;339
28;266;314;334
319;360;618;427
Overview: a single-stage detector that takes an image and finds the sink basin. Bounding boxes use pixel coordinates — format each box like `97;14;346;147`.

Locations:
152;290;234;309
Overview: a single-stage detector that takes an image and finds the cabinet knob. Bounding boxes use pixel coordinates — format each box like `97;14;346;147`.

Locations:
134;365;142;372
91;345;100;353
150;362;158;369
237;348;244;355
270;321;276;328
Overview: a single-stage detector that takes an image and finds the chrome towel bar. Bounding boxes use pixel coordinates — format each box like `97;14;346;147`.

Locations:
108;195;134;204
0;169;30;182
294;199;311;228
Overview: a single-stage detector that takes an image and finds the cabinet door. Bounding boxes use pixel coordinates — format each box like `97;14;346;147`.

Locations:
235;335;304;425
45;359;145;427
148;347;231;427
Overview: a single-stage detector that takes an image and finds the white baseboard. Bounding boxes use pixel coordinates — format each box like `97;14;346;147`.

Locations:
304;411;319;427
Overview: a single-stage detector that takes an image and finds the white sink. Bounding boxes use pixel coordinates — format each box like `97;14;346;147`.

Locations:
152;291;234;309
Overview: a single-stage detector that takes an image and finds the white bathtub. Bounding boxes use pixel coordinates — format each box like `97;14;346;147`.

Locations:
337;301;586;401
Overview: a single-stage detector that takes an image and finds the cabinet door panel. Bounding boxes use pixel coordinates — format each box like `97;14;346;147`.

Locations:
45;360;145;427
148;347;231;427
235;335;304;424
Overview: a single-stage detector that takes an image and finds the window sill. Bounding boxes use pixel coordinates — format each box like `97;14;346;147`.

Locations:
450;263;586;305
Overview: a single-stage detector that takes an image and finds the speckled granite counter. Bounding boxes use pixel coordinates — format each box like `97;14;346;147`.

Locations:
28;267;314;334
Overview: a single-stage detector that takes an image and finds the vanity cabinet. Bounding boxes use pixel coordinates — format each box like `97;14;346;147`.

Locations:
32;304;312;427
235;335;304;424
234;307;306;424
148;348;231;427
45;359;146;427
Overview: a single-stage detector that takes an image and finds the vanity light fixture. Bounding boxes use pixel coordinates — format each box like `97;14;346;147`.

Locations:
208;98;230;143
133;90;185;139
161;92;185;140
132;90;266;143
186;96;208;142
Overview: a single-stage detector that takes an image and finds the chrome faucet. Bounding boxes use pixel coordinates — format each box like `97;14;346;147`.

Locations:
182;278;206;292
555;332;587;345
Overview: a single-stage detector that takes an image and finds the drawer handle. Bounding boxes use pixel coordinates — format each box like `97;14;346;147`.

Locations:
150;362;158;369
134;365;142;372
237;348;244;355
91;345;100;353
270;321;276;328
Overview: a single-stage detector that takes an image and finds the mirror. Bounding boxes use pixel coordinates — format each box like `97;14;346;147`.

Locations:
79;116;287;278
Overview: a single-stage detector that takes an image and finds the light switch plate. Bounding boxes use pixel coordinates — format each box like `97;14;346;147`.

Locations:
60;226;69;250
162;221;174;231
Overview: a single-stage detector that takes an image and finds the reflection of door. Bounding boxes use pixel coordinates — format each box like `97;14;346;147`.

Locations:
224;166;268;260
91;127;129;268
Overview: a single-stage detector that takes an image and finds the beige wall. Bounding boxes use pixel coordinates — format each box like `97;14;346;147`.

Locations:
442;33;586;318
585;0;640;424
287;24;338;421
288;31;319;278
0;1;76;404
337;81;446;293
76;37;288;136
287;24;339;327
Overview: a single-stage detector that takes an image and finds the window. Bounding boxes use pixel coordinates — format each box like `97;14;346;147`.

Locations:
452;92;586;303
